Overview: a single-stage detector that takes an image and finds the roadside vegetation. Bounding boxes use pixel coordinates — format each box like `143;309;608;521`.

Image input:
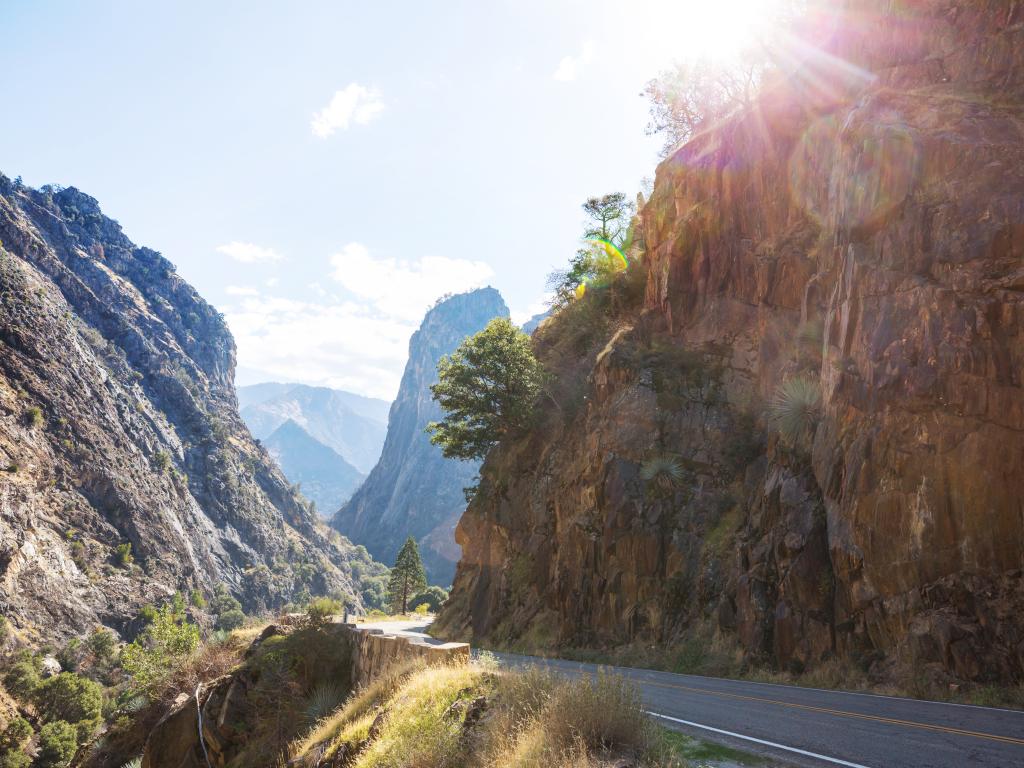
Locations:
291;658;724;768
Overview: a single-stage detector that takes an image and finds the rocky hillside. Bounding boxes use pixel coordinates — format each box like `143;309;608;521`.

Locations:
332;289;509;584
0;178;371;644
437;1;1024;685
264;419;365;515
238;383;389;474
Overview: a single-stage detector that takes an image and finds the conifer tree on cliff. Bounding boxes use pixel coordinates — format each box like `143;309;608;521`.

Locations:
387;536;427;614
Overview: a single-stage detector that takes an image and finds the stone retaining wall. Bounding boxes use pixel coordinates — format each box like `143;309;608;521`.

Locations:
345;624;470;688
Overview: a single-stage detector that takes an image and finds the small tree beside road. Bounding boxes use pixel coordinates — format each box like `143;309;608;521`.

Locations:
387;537;428;614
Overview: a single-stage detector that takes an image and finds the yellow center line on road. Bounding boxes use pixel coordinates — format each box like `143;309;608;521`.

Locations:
641;680;1024;747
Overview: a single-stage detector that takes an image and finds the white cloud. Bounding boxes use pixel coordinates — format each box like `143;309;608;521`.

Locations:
329;242;493;323
225;285;260;296
311;83;385;138
553;41;595;82
216;241;283;263
224;295;414;400
223;243;495;399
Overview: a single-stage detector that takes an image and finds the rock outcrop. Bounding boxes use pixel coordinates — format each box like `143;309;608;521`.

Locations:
332;289;509;584
438;2;1024;683
0;179;367;643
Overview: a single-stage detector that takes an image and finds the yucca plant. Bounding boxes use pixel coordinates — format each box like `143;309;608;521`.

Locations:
769;377;822;445
304;681;345;724
640;455;684;490
121;758;142;768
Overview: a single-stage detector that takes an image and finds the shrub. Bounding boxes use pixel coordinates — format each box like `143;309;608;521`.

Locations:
0;716;31;751
120;605;199;694
640;455;684;488
0;616;8;645
114;542;133;567
409;586;449;613
35;672;103;728
190;589;206;609
3;658;41;701
86;628;117;663
304;681;345;724
139;604;158;624
305;597;341;629
0;752;30;768
414;603;429;615
211;585;245;630
152;450;171;473
24;406;43;428
35;721;78;768
769;376;822;445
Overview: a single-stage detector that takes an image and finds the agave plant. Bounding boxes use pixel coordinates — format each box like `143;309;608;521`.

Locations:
121;758;142;768
304;681;346;724
640;455;684;489
769;377;822;444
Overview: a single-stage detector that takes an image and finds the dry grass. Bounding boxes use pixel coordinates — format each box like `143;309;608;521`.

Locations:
293;661;681;768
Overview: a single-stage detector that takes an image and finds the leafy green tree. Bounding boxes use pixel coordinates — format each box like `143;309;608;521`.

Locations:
305;597;341;628
34;672;102;728
0;750;31;768
428;318;543;461
0;716;31;752
548;194;636;307
210;584;245;631
387;537;428;614
120;605;199;694
409;585;449;613
35;721;77;768
2;656;40;701
86;628;116;663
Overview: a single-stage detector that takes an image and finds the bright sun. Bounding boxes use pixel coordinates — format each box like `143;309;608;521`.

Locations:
616;0;786;70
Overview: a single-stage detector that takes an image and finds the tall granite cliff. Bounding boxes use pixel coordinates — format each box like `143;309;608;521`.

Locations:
0;178;371;643
437;1;1024;684
332;289;509;584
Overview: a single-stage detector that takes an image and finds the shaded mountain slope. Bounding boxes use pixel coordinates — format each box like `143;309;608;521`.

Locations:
263;419;364;515
332;289;509;584
239;383;389;474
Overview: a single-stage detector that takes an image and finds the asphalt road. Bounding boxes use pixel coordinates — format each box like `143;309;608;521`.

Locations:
355;619;1024;768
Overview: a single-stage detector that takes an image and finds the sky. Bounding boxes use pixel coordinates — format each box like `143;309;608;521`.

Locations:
0;0;771;400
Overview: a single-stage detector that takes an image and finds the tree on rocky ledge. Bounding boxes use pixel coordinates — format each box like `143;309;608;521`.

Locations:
428;318;543;461
387;536;427;614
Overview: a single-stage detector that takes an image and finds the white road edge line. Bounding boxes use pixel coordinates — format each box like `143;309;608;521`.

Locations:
647;710;872;768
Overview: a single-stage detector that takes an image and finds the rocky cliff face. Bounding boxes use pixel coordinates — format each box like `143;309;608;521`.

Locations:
0;179;367;643
332;289;509;584
438;2;1024;683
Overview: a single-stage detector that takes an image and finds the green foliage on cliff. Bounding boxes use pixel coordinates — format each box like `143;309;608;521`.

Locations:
35;672;103;738
35;721;78;767
428;318;543;461
120;605;199;694
387;537;428;614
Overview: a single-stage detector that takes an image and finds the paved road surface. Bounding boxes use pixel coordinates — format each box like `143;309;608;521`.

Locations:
354;619;1024;768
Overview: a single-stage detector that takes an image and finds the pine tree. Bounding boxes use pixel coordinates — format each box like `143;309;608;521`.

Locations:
387;536;427;614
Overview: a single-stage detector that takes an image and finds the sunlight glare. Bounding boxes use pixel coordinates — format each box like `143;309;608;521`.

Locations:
619;0;788;70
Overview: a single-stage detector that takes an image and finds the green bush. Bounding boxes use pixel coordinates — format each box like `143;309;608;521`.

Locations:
114;542;133;567
769;376;822;445
0;616;8;645
120;605;199;694
152;450;171;473
0;716;31;751
139;604;157;624
35;721;78;768
409;586;449;613
24;406;43;428
211;584;245;631
305;597;341;629
190;589;206;609
2;658;41;701
86;628;116;663
0;751;30;768
34;672;103;728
